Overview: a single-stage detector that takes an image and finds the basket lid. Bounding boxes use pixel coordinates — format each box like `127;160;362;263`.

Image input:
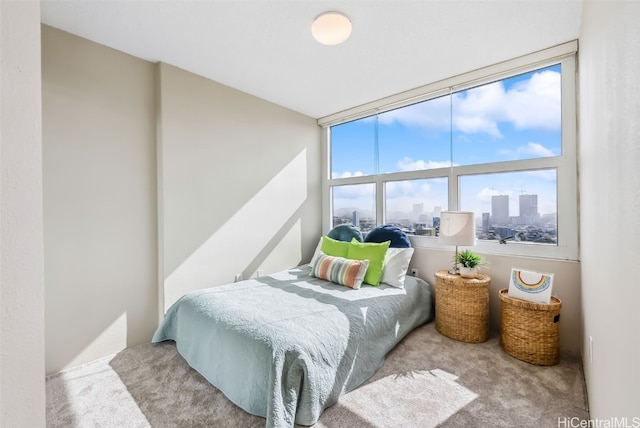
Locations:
499;288;561;310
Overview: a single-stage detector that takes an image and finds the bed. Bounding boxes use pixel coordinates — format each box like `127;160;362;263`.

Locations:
152;228;433;427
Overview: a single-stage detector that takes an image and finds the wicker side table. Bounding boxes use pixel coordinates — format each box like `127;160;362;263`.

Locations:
499;289;562;365
434;270;491;343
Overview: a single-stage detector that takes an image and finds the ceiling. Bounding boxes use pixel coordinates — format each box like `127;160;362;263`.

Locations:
40;0;583;119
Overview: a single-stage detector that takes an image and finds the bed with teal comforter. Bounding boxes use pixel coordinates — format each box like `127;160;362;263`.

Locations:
152;264;433;427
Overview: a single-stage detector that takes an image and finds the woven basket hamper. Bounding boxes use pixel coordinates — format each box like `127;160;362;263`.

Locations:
435;272;490;343
499;289;562;365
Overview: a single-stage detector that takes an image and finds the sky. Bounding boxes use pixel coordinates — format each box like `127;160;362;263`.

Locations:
330;64;561;222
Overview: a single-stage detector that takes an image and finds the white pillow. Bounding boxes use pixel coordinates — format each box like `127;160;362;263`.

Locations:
310;237;323;265
381;248;415;288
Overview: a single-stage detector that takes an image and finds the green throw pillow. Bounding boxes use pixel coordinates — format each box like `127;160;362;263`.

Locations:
321;235;350;258
347;238;390;286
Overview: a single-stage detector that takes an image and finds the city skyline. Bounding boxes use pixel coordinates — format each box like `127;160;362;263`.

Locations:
330;64;561;229
334;191;557;244
334;193;553;222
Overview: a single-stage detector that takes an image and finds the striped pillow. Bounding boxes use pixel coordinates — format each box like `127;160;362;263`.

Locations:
310;253;369;289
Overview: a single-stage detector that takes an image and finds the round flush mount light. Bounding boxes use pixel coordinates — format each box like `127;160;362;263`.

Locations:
311;11;352;45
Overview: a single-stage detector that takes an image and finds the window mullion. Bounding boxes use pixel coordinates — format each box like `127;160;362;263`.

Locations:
376;178;384;226
322;127;331;233
448;167;459;211
455;157;561;176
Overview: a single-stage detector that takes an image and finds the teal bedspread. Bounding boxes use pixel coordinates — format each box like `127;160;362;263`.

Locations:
152;265;433;427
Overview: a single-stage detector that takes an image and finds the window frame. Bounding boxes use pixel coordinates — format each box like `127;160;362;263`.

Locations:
320;42;578;261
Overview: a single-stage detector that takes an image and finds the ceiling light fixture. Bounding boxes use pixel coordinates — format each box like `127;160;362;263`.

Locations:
311;11;352;46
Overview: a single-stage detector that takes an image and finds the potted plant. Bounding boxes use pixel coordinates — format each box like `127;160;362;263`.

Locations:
455;249;485;278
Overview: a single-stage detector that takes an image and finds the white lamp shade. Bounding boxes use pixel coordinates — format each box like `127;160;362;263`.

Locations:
439;211;476;246
311;12;352;45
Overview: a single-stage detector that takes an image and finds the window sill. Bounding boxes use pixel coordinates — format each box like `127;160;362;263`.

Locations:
408;235;579;262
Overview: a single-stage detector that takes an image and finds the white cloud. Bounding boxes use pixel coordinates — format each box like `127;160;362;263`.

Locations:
332;182;375;215
476;187;513;204
498;142;557;159
331;176;448;214
396;157;452;171
386;179;422;199
453;83;505;137
523;169;557;182
374;69;561;137
377;95;450;130
518;142;556;157
331;170;365;179
504;70;561;131
385;180;448;214
454;114;502;137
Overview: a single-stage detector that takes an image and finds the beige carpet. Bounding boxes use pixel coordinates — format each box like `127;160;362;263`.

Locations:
46;322;589;427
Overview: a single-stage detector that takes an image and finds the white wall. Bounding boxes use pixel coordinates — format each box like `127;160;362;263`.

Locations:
41;28;321;373
409;247;582;352
158;63;321;311
0;1;45;426
578;0;640;419
42;26;158;374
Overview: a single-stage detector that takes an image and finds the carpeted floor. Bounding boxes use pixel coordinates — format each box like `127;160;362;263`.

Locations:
46;322;589;427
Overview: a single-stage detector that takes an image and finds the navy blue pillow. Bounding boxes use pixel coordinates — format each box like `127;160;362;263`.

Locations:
364;225;411;248
327;224;363;243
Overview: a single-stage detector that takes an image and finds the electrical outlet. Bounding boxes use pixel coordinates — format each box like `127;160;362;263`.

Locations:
234;273;243;282
410;268;418;277
257;269;264;277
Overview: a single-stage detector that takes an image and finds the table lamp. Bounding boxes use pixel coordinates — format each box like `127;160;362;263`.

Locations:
439;211;476;275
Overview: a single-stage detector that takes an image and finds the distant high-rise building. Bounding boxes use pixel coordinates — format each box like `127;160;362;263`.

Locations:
482;212;490;234
352;210;359;227
491;195;509;225
418;213;430;223
519;194;539;224
519;194;538;217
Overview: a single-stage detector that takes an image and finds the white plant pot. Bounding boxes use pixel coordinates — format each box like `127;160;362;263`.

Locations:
459;266;478;279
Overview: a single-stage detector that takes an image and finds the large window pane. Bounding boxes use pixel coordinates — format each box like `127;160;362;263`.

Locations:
384;178;448;236
459;170;558;244
331;184;376;234
378;96;452;174
330;118;376;178
452;64;562;166
325;49;576;259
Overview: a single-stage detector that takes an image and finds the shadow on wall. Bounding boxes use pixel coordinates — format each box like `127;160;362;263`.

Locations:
163;148;314;311
44;145;314;373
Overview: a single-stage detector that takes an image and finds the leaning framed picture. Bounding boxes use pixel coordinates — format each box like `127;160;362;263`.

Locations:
508;268;554;304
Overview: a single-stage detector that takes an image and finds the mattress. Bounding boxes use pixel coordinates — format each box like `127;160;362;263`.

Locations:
152;264;433;427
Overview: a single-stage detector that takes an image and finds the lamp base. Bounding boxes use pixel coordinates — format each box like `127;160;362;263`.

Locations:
448;245;461;275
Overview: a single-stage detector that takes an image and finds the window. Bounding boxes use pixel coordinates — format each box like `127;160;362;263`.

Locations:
452;65;562;166
321;44;577;259
459;170;558;244
331;119;377;177
331;183;376;233
385;178;449;236
378;96;452;174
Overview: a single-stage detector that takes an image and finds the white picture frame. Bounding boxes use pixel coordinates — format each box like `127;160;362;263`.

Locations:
507;268;554;304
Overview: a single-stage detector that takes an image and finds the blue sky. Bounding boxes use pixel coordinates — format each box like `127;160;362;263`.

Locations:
330;64;561;221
